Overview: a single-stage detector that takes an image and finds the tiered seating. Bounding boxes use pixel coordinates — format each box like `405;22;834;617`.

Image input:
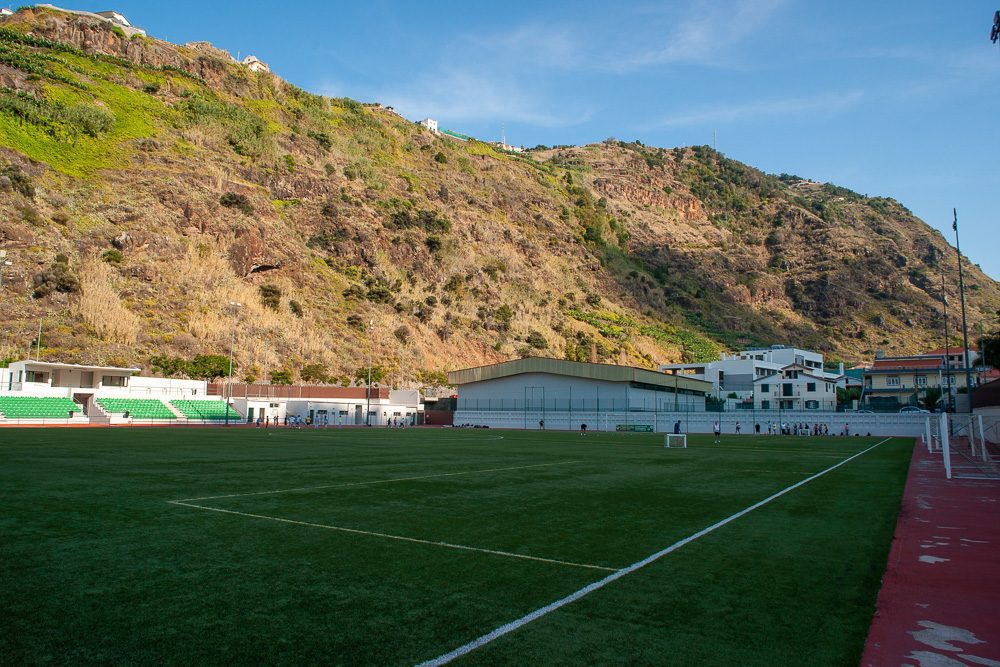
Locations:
96;398;175;420
0;396;83;419
170;399;237;421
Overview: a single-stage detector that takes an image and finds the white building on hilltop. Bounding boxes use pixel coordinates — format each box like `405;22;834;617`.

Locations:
241;55;270;73
36;5;146;36
417;118;439;134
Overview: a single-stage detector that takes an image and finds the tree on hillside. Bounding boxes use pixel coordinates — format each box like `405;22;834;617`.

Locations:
979;330;1000;369
354;365;387;386
270;369;294;385
300;363;328;383
187;354;230;381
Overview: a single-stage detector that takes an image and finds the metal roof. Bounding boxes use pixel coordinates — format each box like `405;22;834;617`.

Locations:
8;360;140;373
448;357;713;394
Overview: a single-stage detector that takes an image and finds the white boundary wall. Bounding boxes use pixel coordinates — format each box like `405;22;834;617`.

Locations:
454;410;929;437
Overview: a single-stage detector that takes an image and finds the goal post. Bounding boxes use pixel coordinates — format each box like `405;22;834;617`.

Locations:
664;433;687;448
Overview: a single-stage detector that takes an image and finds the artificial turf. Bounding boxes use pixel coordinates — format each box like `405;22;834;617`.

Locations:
0;427;912;665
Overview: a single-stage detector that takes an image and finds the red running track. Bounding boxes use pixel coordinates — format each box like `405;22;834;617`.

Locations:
862;441;1000;667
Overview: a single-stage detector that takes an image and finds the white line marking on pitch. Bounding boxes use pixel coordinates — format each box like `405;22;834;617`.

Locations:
168;500;616;572
704;446;860;458
175;460;582;502
417;437;895;666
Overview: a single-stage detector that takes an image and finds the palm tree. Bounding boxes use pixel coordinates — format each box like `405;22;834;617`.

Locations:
922;386;943;411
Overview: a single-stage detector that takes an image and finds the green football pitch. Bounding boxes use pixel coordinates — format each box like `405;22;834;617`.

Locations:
0;427;912;665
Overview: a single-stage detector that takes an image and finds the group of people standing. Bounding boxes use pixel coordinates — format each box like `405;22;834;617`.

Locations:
704;420;854;440
255;414;330;428
761;422;832;436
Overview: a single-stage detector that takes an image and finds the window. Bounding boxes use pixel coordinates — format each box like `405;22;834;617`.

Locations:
886;376;901;386
760;383;770;393
102;375;126;387
915;375;927;386
25;370;48;383
806;382;816;392
761;400;770;410
805;400;819;409
782;383;794;397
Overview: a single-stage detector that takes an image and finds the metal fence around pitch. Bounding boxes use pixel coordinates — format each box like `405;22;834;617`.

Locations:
453;409;929;437
944;413;999;480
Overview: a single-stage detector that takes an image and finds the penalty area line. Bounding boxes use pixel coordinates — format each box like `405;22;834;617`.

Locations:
175;459;582;502
167;500;616;572
418;437;895;666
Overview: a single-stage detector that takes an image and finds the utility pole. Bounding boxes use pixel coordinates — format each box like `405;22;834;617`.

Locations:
35;321;42;361
941;273;952;413
366;319;374;426
225;301;242;426
953;209;974;411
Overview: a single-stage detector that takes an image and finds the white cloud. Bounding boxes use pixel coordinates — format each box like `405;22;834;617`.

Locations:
647;90;864;127
621;0;788;68
377;66;593;127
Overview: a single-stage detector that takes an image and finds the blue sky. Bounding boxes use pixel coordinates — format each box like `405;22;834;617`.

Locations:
47;1;1000;278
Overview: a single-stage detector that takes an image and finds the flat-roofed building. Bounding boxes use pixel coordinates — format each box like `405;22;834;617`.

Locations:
449;357;712;430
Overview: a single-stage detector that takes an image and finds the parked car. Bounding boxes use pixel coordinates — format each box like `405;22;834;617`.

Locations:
899;406;930;413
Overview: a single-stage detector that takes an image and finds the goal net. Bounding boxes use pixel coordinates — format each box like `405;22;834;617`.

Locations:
664;433;687;448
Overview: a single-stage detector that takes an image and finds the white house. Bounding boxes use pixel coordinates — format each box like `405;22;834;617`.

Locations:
417;118;439;134
37;5;146;36
241;55;270;73
1;8;14;17
753;364;838;411
660;344;844;400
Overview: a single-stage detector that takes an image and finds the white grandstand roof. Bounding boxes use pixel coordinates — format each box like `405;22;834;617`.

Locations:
10;359;140;373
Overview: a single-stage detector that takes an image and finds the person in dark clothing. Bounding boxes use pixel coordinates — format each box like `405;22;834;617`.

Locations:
673;420;681;435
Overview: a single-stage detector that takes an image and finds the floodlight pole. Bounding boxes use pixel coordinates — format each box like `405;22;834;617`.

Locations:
952;209;974;412
366;319;374;426
225;301;242;426
941;273;952;413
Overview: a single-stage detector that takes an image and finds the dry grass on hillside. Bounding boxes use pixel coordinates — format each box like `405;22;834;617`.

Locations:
77;260;140;345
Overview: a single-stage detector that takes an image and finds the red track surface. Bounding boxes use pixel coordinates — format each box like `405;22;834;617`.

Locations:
862;442;1000;666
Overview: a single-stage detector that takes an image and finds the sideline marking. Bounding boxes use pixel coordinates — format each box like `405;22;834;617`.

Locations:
418;437;895;666
175;460;581;502
703;445;863;457
168;500;616;572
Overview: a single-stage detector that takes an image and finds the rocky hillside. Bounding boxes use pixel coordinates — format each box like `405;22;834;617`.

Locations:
0;6;997;385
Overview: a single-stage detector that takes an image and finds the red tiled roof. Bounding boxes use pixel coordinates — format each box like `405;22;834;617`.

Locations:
870;358;944;371
923;347;978;356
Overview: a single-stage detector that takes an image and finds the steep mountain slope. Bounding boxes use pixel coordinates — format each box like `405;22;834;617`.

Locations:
0;7;996;384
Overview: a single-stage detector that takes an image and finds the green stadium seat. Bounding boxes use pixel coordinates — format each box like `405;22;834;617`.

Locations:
96;398;175;420
169;400;237;421
0;396;83;419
